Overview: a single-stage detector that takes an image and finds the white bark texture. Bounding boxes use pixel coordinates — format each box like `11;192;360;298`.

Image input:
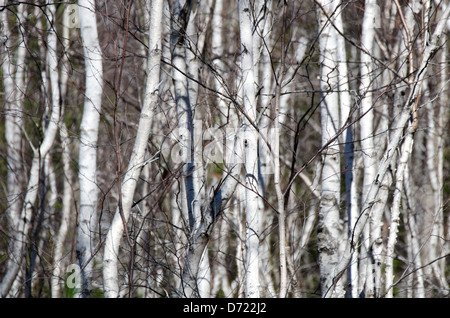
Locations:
334;4;358;298
211;0;229;123
316;0;344;298
77;0;104;297
384;126;414;297
210;0;233;298
425;12;449;291
170;0;201;297
358;0;378;297
1;1;26;233
170;0;203;236
239;0;261;298
1;3;27;297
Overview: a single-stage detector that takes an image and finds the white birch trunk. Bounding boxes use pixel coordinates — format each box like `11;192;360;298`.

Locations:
238;0;261;298
170;0;202;234
236;186;246;298
170;0;205;297
316;0;344;298
268;0;289;296
436;35;449;292
358;0;378;297
1;4;26;296
384;126;414;297
425;18;449;292
273;73;287;298
76;0;103;297
211;0;229;124
51;123;74;298
334;3;359;297
103;0;163;298
210;1;233;297
186;6;210;297
1;0;26;235
257;3;277;298
51;10;72;297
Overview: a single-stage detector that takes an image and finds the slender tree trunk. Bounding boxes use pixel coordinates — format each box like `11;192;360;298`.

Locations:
210;1;233;295
384;125;414;297
76;0;104;298
211;0;230;124
316;0;345;298
1;0;26;234
334;3;358;297
179;124;243;297
425;15;449;292
333;4;450;293
170;0;202;297
436;35;449;293
358;0;378;297
170;0;200;234
51;123;74;298
103;0;163;298
1;2;26;295
51;10;72;298
268;0;289;296
238;0;261;298
1;3;61;296
273;70;287;298
186;6;211;298
403;165;425;297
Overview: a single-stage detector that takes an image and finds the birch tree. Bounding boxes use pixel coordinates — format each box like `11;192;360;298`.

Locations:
315;0;345;298
0;0;448;299
76;0;104;297
103;0;164;298
169;0;200;297
358;0;378;298
1;0;26;235
334;2;358;298
238;0;261;298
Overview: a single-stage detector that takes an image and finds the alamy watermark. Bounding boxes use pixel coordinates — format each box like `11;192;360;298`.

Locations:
65;263;81;289
64;4;80;29
160;120;278;176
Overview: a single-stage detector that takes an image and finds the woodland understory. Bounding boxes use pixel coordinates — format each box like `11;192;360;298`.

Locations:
0;0;449;298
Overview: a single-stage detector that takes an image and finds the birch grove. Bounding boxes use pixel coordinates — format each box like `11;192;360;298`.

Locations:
0;0;449;299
